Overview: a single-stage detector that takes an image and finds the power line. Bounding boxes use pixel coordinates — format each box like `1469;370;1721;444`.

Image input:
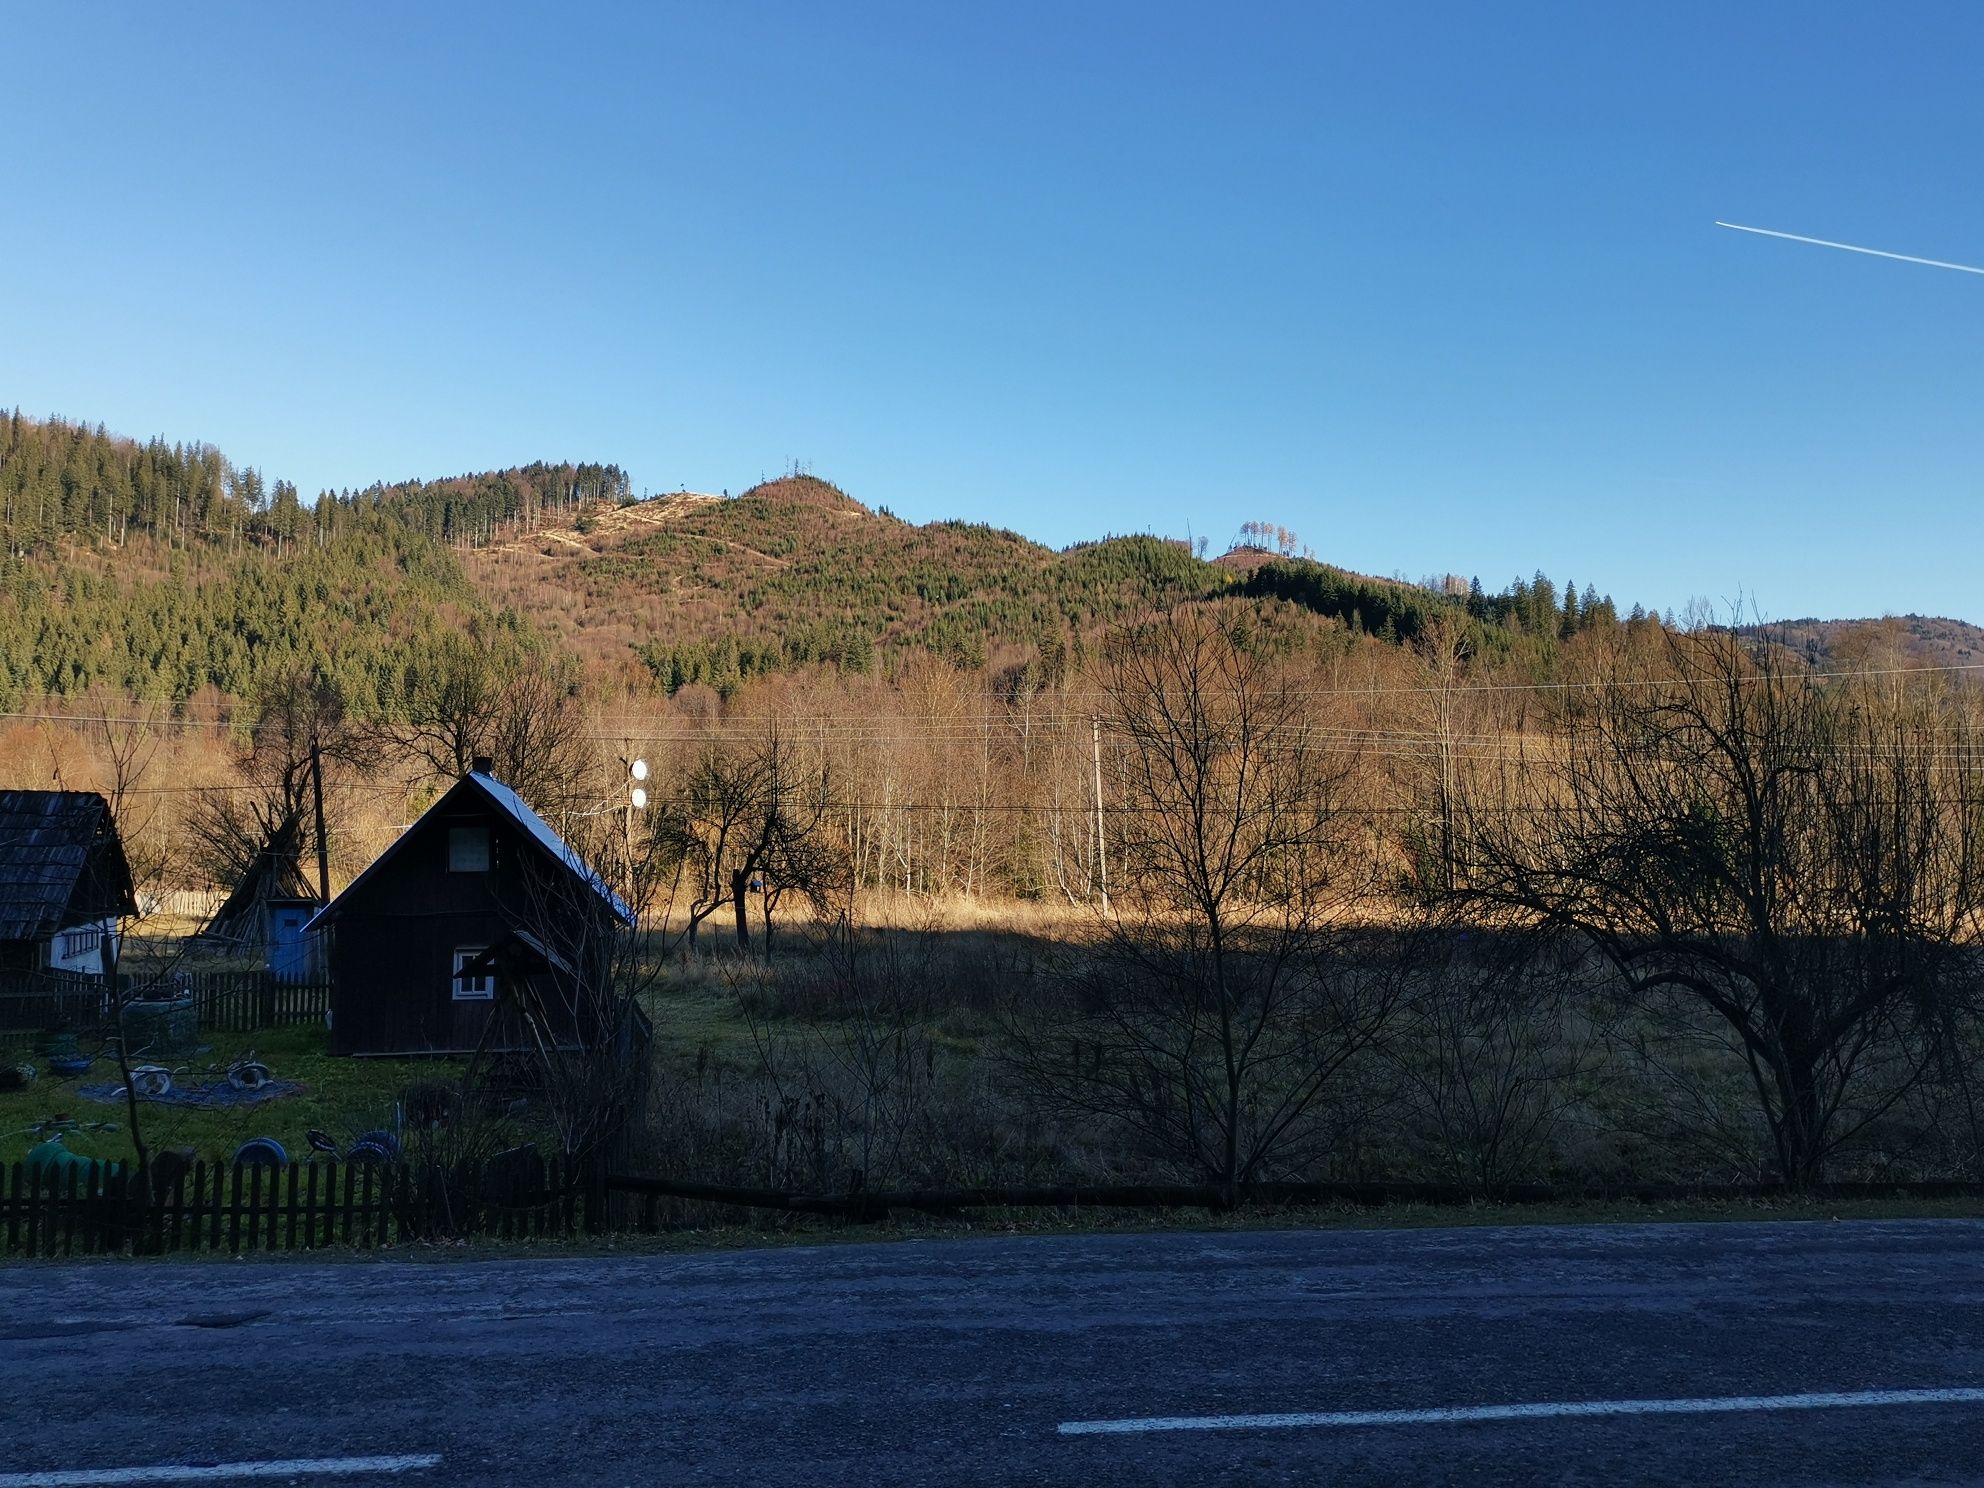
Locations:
15;734;1983;794
594;659;1984;713
0;660;1979;738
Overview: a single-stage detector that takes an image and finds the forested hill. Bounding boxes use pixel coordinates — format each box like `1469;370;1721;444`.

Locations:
0;411;1665;707
470;475;1228;689
0;412;577;709
17;408;1957;715
1740;614;1984;674
466;473;1655;695
346;462;630;549
0;411;626;556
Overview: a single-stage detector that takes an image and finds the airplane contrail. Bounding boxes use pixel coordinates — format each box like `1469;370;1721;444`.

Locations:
1715;220;1984;276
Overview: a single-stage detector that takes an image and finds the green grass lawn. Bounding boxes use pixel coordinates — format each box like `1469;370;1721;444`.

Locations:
1;1024;442;1170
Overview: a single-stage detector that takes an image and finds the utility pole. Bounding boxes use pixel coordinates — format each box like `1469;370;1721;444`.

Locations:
624;754;649;919
1091;716;1108;916
310;736;330;905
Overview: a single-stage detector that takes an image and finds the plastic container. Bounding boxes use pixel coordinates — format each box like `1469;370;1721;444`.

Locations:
122;996;198;1057
24;1136;98;1191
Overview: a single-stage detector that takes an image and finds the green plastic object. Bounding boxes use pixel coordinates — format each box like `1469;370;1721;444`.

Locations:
24;1136;100;1192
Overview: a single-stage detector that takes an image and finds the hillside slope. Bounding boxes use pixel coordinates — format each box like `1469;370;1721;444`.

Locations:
6;410;1969;709
465;474;1679;693
1744;614;1984;676
465;475;1234;690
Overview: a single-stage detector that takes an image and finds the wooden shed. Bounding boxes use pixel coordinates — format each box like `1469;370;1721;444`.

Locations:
198;821;325;982
307;762;634;1057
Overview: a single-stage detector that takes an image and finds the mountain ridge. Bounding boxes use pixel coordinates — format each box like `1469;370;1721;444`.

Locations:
1;411;1972;708
1739;613;1984;674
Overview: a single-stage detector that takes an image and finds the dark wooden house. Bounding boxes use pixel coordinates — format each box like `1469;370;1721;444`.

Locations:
308;761;634;1057
0;790;137;977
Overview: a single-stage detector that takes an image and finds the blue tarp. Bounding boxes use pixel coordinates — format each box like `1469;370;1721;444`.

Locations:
77;1079;302;1109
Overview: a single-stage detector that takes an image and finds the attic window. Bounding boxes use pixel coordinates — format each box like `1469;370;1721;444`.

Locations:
448;826;491;873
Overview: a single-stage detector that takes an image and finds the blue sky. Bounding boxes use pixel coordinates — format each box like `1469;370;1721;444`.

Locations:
3;3;1979;622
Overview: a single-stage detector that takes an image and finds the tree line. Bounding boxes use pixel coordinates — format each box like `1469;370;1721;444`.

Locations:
609;607;1982;1199
1;411;627;556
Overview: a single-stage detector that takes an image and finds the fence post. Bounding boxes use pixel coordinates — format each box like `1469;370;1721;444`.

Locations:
375;1167;393;1248
226;1163;244;1254
102;1161;124;1256
584;1159;606;1236
59;1162;78;1257
211;1160;228;1251
174;1162;195;1254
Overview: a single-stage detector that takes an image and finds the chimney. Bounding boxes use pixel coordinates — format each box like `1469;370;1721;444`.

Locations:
470;755;494;776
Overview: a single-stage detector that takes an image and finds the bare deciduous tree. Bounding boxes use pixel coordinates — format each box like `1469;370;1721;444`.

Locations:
392;634;595;815
1457;625;1984;1189
186;667;374;893
653;727;846;951
727;916;941;1194
1008;608;1398;1201
84;690;174;908
1402;617;1471;895
1389;927;1607;1191
408;800;689;1237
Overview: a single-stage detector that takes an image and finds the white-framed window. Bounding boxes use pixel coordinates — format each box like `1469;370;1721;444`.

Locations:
452;947;495;1000
448;825;492;872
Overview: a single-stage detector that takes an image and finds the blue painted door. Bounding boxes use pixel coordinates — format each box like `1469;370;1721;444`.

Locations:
269;906;318;983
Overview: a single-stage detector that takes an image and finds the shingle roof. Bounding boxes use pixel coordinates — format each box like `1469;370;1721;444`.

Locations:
307;769;635;931
0;790;138;942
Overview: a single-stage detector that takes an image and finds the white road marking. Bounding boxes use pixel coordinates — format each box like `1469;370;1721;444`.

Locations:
0;1457;442;1487
1059;1387;1984;1435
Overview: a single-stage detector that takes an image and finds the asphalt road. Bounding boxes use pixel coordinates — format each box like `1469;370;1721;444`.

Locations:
6;1219;1984;1486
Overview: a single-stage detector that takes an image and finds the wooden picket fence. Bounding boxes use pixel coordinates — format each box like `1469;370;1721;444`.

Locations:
0;973;108;1055
0;972;328;1054
0;1154;597;1257
167;972;329;1034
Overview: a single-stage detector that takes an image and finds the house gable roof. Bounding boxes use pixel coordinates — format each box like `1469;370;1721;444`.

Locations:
306;770;634;932
0;790;138;941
